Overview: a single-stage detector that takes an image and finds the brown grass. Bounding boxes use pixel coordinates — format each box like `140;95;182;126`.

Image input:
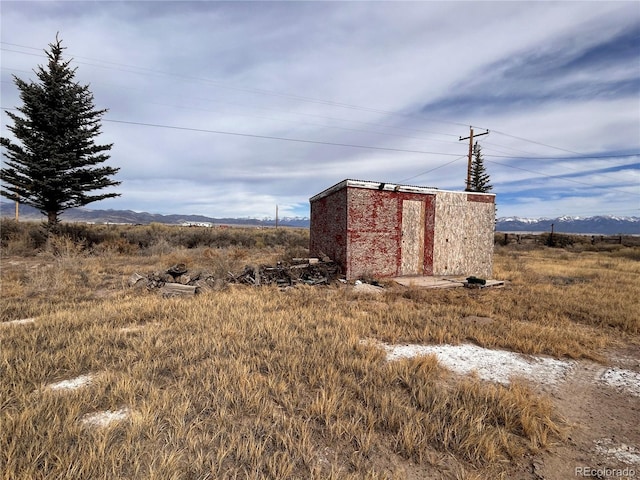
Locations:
1;222;638;479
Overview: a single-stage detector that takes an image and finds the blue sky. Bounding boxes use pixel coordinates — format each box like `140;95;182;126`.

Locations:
1;1;639;219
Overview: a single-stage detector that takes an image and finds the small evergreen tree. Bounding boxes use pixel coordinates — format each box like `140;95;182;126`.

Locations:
469;141;493;193
1;35;120;227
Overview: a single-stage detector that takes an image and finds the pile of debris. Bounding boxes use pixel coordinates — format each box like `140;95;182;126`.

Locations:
230;258;340;287
129;263;218;297
129;258;342;297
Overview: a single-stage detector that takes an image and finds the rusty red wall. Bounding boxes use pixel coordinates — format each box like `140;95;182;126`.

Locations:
346;188;399;279
311;183;444;279
309;187;347;272
345;187;435;280
466;194;495;204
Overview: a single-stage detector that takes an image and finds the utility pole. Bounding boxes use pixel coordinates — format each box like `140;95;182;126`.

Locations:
15;200;19;221
459;126;489;191
275;204;278;229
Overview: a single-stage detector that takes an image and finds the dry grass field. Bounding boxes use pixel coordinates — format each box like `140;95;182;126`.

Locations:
1;221;639;479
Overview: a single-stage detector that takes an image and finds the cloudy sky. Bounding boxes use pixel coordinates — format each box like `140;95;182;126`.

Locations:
1;1;639;219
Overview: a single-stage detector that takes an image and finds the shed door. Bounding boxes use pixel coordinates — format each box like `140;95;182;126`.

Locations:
401;200;425;275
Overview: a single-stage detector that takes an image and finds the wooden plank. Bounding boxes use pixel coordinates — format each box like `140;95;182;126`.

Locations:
392;276;504;290
159;283;198;297
392;276;464;289
401;200;425;275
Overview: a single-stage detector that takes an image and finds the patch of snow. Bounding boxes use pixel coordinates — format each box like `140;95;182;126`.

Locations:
47;374;94;391
600;368;640;397
381;342;576;387
594;439;640;466
81;408;130;428
1;318;36;326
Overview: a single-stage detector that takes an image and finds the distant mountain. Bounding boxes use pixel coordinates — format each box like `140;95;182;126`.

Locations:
496;216;640;235
2;203;638;234
0;203;311;228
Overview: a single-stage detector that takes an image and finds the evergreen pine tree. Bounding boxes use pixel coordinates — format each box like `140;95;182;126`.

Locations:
1;35;120;227
469;141;493;193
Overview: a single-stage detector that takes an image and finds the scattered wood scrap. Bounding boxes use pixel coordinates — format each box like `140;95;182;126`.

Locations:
129;263;218;297
130;258;342;296
229;258;341;287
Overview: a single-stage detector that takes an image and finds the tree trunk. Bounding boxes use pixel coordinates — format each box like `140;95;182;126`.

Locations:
47;211;58;227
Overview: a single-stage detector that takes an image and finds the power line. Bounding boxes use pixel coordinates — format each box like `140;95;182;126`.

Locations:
102;117;640;197
143;101;463;146
100;117;639;163
3;104;638;192
3;101;638;168
1;44;466;128
1;41;631;159
397;155;467;183
490;129;582;155
485;152;639;161
485;158;640;196
102;118;465;157
2;63;460;144
2;41;639;196
482;139;552;157
2;101;624;162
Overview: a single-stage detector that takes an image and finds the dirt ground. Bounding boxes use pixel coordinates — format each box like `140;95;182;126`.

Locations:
369;340;640;480
524;345;640;480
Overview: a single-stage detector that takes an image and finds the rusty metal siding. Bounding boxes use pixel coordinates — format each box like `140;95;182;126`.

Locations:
432;191;495;277
309;187;348;271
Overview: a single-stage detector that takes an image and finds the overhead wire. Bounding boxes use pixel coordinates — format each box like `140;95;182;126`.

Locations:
397;155;467;183
2;41;633;160
484;158;640;196
101;118;465;157
490;129;582;155
3;40;634;163
2;103;638;198
1;42;468;130
143;101;463;146
2;42;639;202
101;117;640;197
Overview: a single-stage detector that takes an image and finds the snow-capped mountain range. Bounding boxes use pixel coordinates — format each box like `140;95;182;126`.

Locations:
496;216;639;234
1;203;638;234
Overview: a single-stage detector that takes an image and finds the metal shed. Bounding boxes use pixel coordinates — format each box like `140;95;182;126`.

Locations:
309;179;496;280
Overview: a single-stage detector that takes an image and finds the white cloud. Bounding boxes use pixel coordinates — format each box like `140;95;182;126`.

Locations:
1;1;638;219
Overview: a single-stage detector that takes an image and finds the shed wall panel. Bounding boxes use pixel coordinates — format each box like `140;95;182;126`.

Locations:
344;188;435;280
347;188;401;279
309;187;347;271
401;200;425;275
432;191;494;277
